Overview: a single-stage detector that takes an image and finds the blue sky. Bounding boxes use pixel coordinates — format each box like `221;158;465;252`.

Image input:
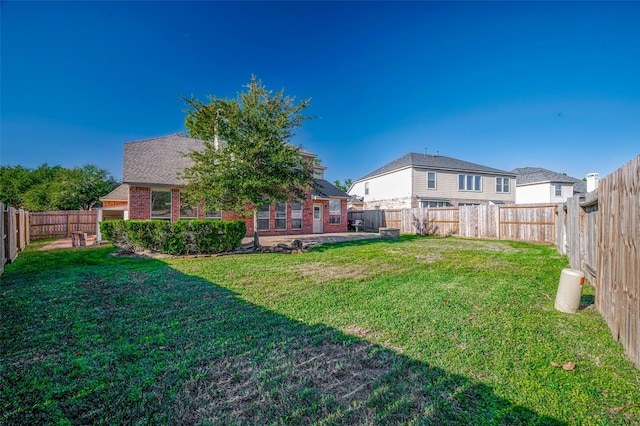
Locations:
2;1;639;184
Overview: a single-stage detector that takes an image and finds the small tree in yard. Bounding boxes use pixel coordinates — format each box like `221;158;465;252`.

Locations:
182;76;316;247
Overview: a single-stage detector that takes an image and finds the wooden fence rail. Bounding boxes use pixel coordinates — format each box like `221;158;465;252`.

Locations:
1;203;30;275
349;204;557;244
29;210;97;240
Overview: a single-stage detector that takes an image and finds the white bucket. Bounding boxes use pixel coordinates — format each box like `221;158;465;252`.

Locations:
554;268;585;313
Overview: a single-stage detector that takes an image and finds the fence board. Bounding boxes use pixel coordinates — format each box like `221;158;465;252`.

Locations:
595;154;640;368
498;204;557;244
5;206;18;263
29;210;97;239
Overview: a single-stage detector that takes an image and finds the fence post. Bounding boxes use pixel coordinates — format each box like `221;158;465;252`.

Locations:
95;209;103;244
1;203;5;275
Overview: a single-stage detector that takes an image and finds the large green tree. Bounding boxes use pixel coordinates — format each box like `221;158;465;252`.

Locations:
182;76;316;247
53;165;119;210
0;164;118;211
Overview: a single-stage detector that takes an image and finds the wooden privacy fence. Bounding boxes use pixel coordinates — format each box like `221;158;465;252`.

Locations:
349;204;557;244
1;203;30;275
560;155;640;369
29;210;97;240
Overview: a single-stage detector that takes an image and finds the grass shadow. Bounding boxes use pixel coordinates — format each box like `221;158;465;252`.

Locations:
579;294;595;310
2;244;564;424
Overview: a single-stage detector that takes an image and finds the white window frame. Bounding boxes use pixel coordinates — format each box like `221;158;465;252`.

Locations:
257;204;270;231
421;200;450;208
329;200;342;224
291;200;303;230
555;184;562;197
364;182;369;195
458;174;482;192
205;210;222;219
274;202;287;230
151;190;172;219
427;172;436;190
496;177;510;193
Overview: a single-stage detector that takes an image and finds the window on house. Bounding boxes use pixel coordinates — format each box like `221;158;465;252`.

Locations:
257;204;270;231
291;200;303;230
458;174;482;191
275;202;287;230
427;172;436;189
179;195;198;219
496;177;510;193
329;200;342;224
151;190;171;219
555;184;562;197
421;201;450;208
364;182;369;195
205;210;222;219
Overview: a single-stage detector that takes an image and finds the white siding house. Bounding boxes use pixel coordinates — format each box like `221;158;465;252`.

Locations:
512;167;586;204
349;153;516;209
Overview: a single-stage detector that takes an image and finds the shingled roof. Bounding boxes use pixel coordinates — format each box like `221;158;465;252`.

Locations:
99;183;129;201
512;167;586;194
312;179;349;199
511;167;579;185
357;153;514;181
123;135;205;186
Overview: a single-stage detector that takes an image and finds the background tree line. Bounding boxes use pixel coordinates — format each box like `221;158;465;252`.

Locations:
0;164;119;211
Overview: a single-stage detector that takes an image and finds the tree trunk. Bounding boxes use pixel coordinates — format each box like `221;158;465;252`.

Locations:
253;207;260;248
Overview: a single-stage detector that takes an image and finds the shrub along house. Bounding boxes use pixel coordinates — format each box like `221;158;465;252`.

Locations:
117;135;348;236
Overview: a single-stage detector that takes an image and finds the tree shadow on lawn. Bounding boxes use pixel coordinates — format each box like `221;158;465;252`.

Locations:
2;248;564;425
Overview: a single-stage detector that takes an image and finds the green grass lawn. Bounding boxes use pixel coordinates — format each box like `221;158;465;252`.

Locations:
2;236;639;425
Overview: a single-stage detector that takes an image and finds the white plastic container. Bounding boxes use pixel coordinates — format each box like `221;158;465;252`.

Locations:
554;268;585;313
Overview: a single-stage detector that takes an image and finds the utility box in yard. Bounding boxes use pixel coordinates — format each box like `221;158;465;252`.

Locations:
554;268;585;313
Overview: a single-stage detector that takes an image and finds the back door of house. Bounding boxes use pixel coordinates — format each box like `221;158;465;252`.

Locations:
313;204;323;233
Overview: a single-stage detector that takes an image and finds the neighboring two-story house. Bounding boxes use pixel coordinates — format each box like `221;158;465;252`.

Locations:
102;134;348;236
511;167;587;204
348;153;516;209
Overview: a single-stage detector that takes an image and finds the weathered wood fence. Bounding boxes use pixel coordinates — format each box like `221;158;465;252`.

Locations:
1;203;30;275
349;204;557;244
29;210;97;240
559;155;639;369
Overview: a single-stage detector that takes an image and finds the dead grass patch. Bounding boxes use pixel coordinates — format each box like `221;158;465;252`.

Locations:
297;262;393;283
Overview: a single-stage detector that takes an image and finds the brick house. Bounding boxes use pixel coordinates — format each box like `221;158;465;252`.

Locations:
107;135;348;236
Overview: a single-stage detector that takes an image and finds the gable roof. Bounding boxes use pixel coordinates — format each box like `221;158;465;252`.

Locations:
356;152;514;182
99;183;129;201
123;134;323;189
511;167;586;194
123;135;205;186
312;179;349;199
511;167;581;185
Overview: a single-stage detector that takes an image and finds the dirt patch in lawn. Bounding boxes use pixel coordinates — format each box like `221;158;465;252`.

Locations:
297;261;393;283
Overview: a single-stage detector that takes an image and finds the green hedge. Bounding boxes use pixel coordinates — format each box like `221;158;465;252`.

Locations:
169;220;246;255
100;219;246;255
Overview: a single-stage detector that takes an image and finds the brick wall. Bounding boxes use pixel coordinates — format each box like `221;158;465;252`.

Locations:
127;186;348;235
171;189;180;222
129;186;151;220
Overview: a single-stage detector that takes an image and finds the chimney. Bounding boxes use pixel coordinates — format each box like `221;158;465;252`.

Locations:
586;173;600;192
